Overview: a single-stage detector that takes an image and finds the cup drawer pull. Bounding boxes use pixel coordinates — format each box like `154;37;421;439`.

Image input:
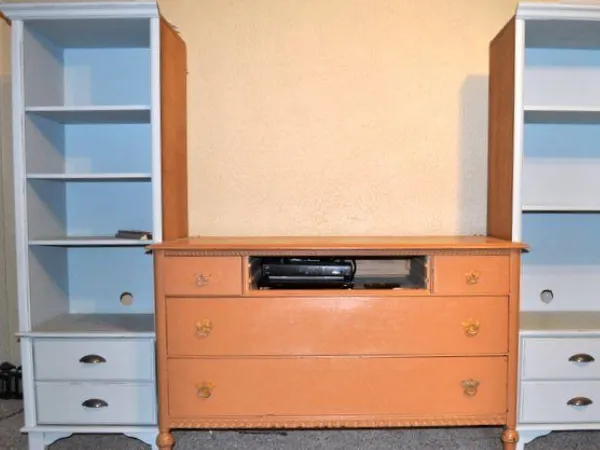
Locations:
79;354;106;364
569;354;595;364
567;397;593;407
82;398;108;409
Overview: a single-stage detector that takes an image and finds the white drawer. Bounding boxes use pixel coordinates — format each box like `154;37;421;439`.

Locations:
35;382;156;425
521;338;600;380
33;338;155;381
520;380;600;423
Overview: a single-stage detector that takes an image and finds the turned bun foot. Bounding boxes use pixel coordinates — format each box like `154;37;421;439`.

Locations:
156;431;175;450
502;428;519;450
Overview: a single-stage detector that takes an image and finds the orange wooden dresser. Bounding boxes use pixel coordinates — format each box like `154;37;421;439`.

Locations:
151;236;526;450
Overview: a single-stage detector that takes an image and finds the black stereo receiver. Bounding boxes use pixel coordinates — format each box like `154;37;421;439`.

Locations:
258;258;355;289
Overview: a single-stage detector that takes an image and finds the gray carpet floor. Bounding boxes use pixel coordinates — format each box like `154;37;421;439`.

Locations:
1;400;599;449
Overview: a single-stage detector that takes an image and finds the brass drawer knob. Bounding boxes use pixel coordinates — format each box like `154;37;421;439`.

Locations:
569;354;595;364
461;319;480;337
195;273;211;287
79;354;106;364
195;319;214;338
567;397;593;407
461;379;480;397
465;271;481;285
196;382;215;399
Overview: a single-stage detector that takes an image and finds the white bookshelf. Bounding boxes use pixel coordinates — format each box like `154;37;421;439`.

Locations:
488;3;600;449
0;2;188;449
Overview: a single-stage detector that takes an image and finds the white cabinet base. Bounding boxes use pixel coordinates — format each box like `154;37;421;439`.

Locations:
23;426;158;450
27;431;72;450
515;429;551;450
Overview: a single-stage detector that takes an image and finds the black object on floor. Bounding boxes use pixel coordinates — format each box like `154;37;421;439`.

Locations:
0;362;23;400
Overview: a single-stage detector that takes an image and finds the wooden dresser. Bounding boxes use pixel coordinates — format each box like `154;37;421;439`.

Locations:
151;236;526;450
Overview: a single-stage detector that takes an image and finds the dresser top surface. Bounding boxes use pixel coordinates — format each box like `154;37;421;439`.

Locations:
150;235;526;252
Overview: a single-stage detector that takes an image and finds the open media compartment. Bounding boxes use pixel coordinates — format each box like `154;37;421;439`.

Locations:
248;255;429;292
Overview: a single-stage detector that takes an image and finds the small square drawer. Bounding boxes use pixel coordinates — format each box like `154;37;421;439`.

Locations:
163;256;242;296
33;338;155;382
35;381;156;425
433;255;510;295
520;380;600;424
521;338;600;381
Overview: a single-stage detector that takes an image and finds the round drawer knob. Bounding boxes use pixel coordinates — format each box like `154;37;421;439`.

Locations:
461;379;480;397
461;319;481;337
195;273;211;287
465;271;480;285
195;320;214;338
196;382;215;399
567;397;593;407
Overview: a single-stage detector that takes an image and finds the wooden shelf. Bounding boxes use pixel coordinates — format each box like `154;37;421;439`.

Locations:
25;106;151;124
23;313;155;338
27;173;152;181
29;236;152;247
521;311;600;336
525;106;600;124
523;205;600;213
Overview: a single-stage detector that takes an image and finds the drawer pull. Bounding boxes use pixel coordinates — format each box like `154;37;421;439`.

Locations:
461;379;480;397
465;271;480;285
82;398;108;409
195;273;211;287
540;289;554;304
461;319;480;337
195;320;214;338
79;354;106;364
569;354;595;364
196;382;215;399
567;397;593;407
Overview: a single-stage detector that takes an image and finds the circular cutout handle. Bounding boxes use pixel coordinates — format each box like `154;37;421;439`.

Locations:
540;289;554;304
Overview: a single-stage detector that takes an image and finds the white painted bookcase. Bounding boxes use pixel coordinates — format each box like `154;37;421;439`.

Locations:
0;2;188;449
487;2;600;449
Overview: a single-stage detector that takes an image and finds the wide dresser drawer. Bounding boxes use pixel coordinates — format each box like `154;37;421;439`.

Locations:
521;338;600;380
166;296;508;356
35;382;156;425
163;256;242;296
33;338;155;381
433;255;510;295
520;381;600;423
167;356;507;418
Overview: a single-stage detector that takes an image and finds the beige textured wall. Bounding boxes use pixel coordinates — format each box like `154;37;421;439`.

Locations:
157;0;527;236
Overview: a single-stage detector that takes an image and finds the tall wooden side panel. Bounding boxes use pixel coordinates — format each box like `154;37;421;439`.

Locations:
487;18;516;241
160;18;188;240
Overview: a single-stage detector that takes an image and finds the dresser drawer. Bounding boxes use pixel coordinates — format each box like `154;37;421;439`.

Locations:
163;256;242;296
167;356;507;418
166;296;508;357
521;338;600;380
520;380;600;423
33;338;154;381
433;255;510;295
35;382;156;425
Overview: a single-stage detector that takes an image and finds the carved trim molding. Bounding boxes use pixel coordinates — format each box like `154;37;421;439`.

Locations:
168;414;506;429
163;250;509;257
